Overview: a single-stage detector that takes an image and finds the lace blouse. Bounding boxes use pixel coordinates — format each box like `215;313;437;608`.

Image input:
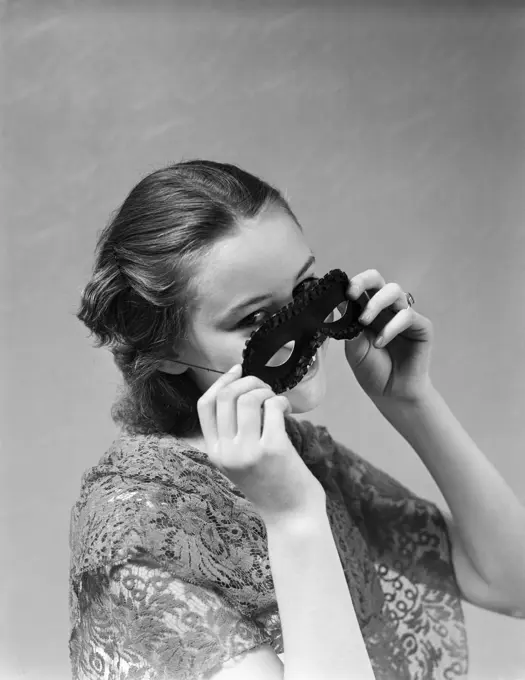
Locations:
68;415;469;679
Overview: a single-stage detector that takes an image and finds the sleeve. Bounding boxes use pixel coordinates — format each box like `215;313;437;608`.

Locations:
314;423;459;592
312;423;469;677
69;559;270;680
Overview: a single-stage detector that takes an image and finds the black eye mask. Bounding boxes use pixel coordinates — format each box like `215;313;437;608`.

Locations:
241;269;366;394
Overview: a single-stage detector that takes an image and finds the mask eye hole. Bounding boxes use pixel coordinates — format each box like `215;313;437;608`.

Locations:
264;341;296;368
324;301;348;324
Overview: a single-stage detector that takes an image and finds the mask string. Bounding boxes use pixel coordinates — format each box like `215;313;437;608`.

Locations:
174;339;322;377
173;359;226;375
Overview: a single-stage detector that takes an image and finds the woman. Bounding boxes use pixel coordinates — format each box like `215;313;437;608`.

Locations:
70;160;525;680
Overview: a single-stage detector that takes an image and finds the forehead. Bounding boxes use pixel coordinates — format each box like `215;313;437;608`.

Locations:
194;209;311;320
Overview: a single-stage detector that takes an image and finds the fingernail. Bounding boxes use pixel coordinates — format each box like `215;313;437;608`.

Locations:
228;364;241;373
374;335;384;348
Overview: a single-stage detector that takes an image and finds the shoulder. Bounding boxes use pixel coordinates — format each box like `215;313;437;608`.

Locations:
69;431;274;599
291;418;415;498
284;415;334;462
285;416;369;486
69;431;233;576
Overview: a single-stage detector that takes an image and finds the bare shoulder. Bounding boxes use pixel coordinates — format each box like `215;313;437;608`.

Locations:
209;644;284;679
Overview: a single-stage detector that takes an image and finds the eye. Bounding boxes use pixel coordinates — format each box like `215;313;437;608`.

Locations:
237;309;269;329
237;277;319;330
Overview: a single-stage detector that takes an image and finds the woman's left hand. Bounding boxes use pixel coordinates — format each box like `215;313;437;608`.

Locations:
341;269;434;403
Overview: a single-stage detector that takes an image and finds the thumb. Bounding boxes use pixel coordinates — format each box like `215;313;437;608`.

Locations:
278;395;292;416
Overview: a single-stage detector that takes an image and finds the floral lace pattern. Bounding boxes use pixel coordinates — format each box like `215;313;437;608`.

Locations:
69;416;469;679
70;560;270;679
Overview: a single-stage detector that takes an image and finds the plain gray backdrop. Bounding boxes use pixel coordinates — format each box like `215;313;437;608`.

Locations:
2;1;525;679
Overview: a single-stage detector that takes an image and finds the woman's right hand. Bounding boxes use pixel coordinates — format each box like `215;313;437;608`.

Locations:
196;364;326;527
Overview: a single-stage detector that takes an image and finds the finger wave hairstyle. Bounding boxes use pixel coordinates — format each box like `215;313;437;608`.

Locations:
76;160;300;438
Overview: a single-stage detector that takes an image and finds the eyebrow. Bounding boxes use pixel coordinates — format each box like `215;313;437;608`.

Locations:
228;253;316;316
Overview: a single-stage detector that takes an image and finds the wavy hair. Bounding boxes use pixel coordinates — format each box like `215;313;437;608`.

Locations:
76;160;300;437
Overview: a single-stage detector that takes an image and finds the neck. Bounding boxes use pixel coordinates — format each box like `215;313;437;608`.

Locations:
179;433;207;453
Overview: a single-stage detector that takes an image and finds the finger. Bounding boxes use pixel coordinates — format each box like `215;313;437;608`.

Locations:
197;363;242;455
260;396;291;446
353;282;412;338
216;375;271;442
358;282;407;324
347;269;386;300
236;387;276;447
372;308;419;347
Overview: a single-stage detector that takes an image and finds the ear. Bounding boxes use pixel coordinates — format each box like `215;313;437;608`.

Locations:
158;359;188;375
158;345;189;375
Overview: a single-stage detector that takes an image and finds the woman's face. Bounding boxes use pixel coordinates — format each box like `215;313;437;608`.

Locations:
160;206;331;415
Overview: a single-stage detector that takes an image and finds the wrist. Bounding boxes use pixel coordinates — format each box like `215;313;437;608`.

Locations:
372;381;439;414
371;383;442;439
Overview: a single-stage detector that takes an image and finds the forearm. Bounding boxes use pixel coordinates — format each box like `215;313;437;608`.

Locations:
374;386;525;589
265;511;375;680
